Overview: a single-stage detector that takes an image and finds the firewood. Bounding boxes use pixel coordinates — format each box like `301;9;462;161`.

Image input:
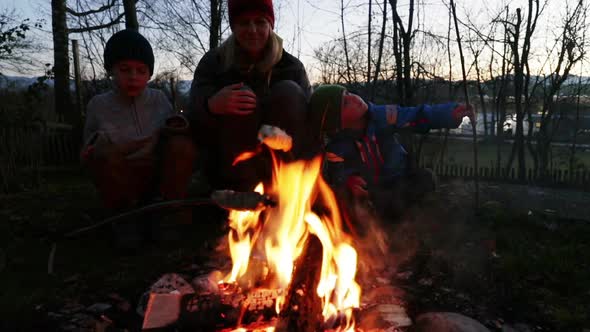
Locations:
275;234;324;332
177;288;280;330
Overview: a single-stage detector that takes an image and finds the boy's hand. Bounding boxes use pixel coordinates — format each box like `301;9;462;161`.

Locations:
124;134;159;160
346;175;369;199
208;83;256;115
452;103;475;126
162;114;190;136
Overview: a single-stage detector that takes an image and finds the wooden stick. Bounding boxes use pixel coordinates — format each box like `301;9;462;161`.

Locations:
450;0;480;209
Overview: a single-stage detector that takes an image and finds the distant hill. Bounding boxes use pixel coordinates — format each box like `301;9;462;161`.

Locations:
0;74;194;95
0;75;47;90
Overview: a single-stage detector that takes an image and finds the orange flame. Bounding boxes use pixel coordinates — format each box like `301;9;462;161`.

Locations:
224;154;361;330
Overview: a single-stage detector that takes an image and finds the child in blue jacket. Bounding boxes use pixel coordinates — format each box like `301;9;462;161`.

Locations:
309;84;473;218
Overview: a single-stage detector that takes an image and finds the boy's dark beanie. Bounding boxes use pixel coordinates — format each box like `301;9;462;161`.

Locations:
104;29;155;76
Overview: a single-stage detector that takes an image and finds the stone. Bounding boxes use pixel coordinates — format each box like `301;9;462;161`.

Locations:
150;273;195;295
0;248;5;272
362;286;406;305
499;323;534;332
414;312;490;332
86;303;112;314
377;304;412;327
142;293;182;331
359;303;412;330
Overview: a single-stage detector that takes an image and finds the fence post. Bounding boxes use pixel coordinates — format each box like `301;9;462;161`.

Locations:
170;77;177;112
72;39;84;123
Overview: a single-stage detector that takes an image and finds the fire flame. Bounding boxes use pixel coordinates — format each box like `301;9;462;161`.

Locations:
224;154;361;330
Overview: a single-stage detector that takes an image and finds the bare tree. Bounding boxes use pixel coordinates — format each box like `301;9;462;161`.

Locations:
210;0;222;49
51;0;74;125
0;9;45;75
122;0;138;30
531;0;587;178
389;0;415;104
367;0;372;84
371;0;388;99
340;0;353;84
501;0;542;181
51;0;136;128
142;0;227;75
569;71;585;175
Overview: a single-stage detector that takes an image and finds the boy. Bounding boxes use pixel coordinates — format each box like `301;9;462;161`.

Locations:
81;29;196;227
309;84;474;218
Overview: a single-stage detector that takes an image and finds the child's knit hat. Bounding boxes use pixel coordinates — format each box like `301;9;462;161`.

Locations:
228;0;275;29
309;84;347;138
104;29;155;76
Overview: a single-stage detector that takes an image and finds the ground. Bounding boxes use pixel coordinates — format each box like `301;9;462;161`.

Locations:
0;169;589;331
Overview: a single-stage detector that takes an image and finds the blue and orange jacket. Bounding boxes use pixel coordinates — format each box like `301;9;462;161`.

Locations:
323;102;459;190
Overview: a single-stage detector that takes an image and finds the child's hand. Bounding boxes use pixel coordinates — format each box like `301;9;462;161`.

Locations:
452;103;475;126
208;83;256;115
162;114;190;136
346;175;369;199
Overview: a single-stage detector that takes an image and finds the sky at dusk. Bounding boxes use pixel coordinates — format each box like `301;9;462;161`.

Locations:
3;0;582;81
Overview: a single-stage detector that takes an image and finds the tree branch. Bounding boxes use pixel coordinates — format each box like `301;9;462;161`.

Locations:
66;0;117;17
68;12;125;33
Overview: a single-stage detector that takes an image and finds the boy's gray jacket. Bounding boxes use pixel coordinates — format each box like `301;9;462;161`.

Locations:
83;88;173;149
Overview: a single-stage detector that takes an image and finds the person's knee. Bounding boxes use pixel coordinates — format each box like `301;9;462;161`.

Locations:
269;80;306;100
164;135;198;162
266;80;307;126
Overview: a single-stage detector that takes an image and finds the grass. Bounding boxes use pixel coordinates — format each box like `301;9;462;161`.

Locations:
0;169;224;331
401;195;590;331
419;135;590;171
1;170;589;331
491;211;590;330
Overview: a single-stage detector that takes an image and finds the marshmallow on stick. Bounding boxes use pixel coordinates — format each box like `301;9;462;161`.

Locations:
257;125;292;152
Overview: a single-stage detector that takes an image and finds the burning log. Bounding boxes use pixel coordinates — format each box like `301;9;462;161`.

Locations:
276;234;324;332
177;287;281;330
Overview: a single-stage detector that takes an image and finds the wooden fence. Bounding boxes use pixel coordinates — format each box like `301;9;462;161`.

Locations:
0;126;79;193
1;125;588;193
425;163;590;191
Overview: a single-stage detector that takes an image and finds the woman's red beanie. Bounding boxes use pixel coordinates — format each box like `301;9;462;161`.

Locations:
228;0;275;29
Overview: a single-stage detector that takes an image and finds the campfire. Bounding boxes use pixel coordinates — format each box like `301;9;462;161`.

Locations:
218;153;361;331
142;152;362;332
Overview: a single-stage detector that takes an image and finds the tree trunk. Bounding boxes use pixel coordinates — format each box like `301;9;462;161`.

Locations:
51;0;74;126
72;39;83;119
570;75;582;174
371;0;387;100
496;6;510;171
367;0;372;85
392;20;403;103
474;52;488;136
123;0;139;30
509;8;526;181
341;0;353;83
210;0;222;49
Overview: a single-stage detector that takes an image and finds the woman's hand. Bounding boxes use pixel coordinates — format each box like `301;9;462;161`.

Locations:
208;83;257;115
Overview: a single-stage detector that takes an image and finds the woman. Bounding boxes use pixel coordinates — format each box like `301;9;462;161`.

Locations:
187;0;311;192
